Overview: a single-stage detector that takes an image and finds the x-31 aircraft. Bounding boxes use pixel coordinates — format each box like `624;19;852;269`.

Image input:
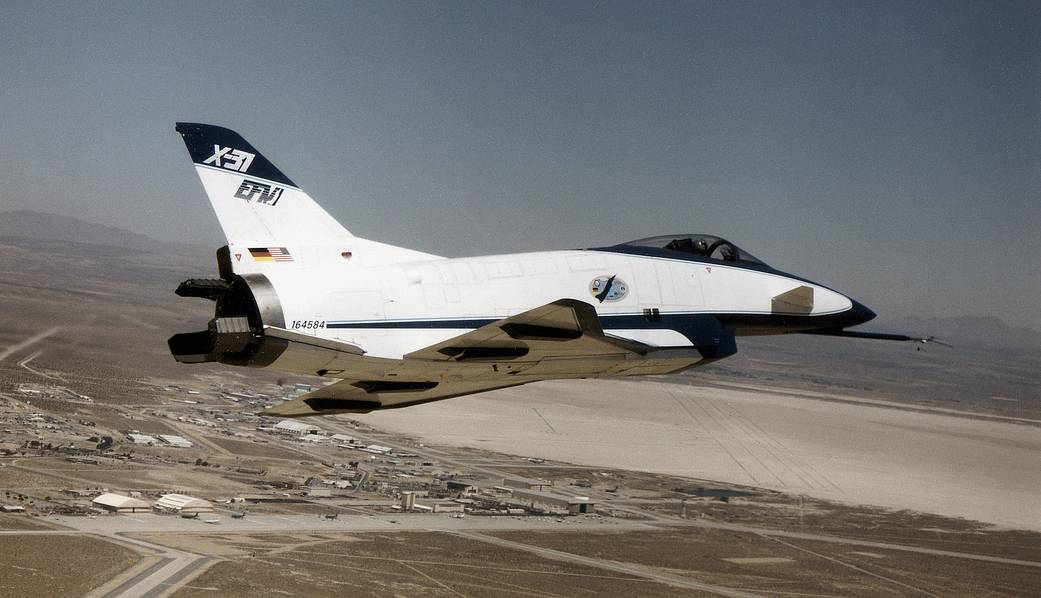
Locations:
170;123;928;417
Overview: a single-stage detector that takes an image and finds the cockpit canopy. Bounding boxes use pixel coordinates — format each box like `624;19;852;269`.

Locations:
615;234;767;266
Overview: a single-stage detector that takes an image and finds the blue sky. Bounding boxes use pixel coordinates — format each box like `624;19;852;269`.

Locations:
1;1;1038;327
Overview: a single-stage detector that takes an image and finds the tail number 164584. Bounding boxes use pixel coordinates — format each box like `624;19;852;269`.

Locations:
291;320;326;330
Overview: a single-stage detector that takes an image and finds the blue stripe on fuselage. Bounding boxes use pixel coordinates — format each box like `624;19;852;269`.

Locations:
326;313;731;345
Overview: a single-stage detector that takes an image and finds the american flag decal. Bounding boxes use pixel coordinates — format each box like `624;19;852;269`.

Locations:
248;247;294;262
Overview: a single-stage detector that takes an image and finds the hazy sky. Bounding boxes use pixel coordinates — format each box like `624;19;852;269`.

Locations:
1;1;1039;328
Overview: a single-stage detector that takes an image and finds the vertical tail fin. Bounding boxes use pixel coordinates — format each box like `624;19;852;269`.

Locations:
176;121;353;246
176;123;439;270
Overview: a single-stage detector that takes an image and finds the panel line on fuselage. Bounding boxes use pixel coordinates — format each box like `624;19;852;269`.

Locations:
324;307;851;329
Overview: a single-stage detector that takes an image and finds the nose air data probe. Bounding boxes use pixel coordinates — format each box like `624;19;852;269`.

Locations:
169;123;930;417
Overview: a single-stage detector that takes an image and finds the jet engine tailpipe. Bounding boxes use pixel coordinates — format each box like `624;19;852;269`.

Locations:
167;263;287;366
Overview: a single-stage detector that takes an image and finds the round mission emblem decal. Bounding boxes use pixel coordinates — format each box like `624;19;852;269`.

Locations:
589;275;629;303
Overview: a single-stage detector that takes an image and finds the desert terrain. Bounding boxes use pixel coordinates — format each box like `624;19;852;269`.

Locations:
0;213;1038;597
363;376;1041;531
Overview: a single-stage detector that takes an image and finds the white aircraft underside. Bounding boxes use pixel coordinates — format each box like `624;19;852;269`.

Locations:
169;123;911;417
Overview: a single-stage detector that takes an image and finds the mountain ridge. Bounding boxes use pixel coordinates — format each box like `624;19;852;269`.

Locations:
0;209;208;256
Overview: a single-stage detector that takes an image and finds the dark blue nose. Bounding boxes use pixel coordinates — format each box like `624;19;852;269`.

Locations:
845;299;876;328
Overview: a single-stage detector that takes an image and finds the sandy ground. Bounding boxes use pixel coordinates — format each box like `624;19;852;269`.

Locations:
0;535;139;597
362;379;1041;531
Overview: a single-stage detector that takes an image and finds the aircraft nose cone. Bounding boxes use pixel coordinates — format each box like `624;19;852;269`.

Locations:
846;299;876;328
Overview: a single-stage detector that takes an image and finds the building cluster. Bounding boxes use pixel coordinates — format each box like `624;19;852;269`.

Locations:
393;476;597;516
1;378;608;526
0;408;117;458
257;420;398;455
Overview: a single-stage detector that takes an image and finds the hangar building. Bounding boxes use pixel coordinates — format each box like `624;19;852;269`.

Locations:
510;489;596;514
154;494;214;514
93;493;151;513
126;433;158;445
157;435;193;448
273;420;320;436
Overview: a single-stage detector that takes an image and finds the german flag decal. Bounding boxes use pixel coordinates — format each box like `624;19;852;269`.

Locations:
248;247;293;262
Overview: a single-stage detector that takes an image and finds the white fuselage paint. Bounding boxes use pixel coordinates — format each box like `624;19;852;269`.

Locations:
250;249;852;360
